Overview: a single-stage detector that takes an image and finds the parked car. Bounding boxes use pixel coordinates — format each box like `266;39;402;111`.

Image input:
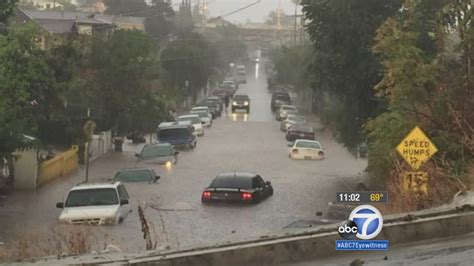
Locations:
135;143;179;165
286;124;315;141
222;80;237;91
191;106;212;119
236;71;247;84
203;97;223;114
288;140;325;160
217;85;234;98
56;180;132;225
231;94;250;113
113;168;160;183
280;115;307;132
197;100;221;117
276;105;298;121
190;110;212;127
156;124;197;150
271;91;292;112
201;172;273;204
177;114;204;136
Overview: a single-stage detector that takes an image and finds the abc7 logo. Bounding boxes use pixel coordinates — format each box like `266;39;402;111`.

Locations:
338;205;383;240
338;220;358;240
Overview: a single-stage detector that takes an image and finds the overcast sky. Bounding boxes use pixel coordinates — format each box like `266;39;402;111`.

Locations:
176;0;303;24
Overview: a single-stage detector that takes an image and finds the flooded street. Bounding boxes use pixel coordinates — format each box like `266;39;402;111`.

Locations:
0;61;367;253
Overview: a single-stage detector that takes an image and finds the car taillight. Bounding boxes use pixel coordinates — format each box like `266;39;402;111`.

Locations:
202;191;211;199
292;149;299;154
241;192;253;200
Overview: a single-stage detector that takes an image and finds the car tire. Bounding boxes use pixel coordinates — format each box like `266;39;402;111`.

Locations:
269;188;274;196
173;156;178;164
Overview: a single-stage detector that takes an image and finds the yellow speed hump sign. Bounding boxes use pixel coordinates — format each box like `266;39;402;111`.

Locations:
396;126;438;170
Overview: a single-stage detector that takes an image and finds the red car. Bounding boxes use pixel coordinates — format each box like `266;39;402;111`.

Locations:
286;124;315;141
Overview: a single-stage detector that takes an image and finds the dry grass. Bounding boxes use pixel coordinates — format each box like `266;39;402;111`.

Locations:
0;225;115;263
377;158;470;214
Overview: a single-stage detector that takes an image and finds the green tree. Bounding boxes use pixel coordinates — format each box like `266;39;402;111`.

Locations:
368;0;473;185
0;23;55;183
104;0;148;15
146;0;176;45
0;0;18;24
161;31;216;101
302;0;403;150
85;29;160;133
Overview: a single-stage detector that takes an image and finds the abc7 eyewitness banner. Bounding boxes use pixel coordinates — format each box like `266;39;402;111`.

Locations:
336;204;389;251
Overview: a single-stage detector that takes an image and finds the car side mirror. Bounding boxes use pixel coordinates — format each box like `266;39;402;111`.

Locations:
134;153;140;158
265;181;271;186
316;211;323;217
56;202;64;209
174;151;179;155
120;199;129;205
154;175;161;183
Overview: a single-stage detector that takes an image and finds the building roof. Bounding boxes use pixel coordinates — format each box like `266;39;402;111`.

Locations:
20;8;92;20
35;19;76;34
94;14;146;26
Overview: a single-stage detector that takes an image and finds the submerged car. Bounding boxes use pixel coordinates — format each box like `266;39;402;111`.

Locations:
286;124;315;141
56;180;132;225
191;106;213;118
135;143;179;165
288;140;325;160
177;114;204;136
276;105;298;121
271;91;292;111
197;100;221;117
280;115;306;132
201;172;273;204
156;124;197;150
113;168;160;183
190;110;212;127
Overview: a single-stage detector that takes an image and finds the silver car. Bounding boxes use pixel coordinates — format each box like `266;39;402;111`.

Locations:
135;143;179;165
280;115;306;132
277;105;298;121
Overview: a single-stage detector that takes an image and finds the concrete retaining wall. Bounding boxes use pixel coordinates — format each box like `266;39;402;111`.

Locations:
33;205;474;265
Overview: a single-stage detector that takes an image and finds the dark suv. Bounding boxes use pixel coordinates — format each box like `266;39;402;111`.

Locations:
271;91;291;112
156;125;197;150
231;94;250;113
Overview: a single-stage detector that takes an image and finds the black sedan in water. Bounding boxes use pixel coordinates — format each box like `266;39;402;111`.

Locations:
201;172;273;204
286;124;315;141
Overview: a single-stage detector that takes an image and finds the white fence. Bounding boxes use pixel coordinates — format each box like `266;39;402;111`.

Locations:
88;130;112;162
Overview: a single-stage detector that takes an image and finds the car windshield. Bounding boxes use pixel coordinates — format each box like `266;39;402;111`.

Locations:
192;111;209;118
210;176;252;189
275;95;290;101
233;95;249;100
141;145;172;157
114;170;153;183
178;116;201;124
282;106;297;111
295;141;321;149
158;128;189;139
291;125;313;133
65;188;118;207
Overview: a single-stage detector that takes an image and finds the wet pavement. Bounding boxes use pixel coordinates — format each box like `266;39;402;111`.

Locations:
0;61;367;255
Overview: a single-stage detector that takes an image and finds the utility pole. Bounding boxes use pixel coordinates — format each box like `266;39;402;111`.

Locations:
83;112;96;183
293;3;297;46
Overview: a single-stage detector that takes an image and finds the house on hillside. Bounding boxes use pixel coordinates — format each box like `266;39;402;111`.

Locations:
75;0;107;14
19;0;65;10
15;8;146;48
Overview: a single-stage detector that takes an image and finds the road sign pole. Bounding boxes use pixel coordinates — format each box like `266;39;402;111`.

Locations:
83;119;96;183
85;141;90;182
